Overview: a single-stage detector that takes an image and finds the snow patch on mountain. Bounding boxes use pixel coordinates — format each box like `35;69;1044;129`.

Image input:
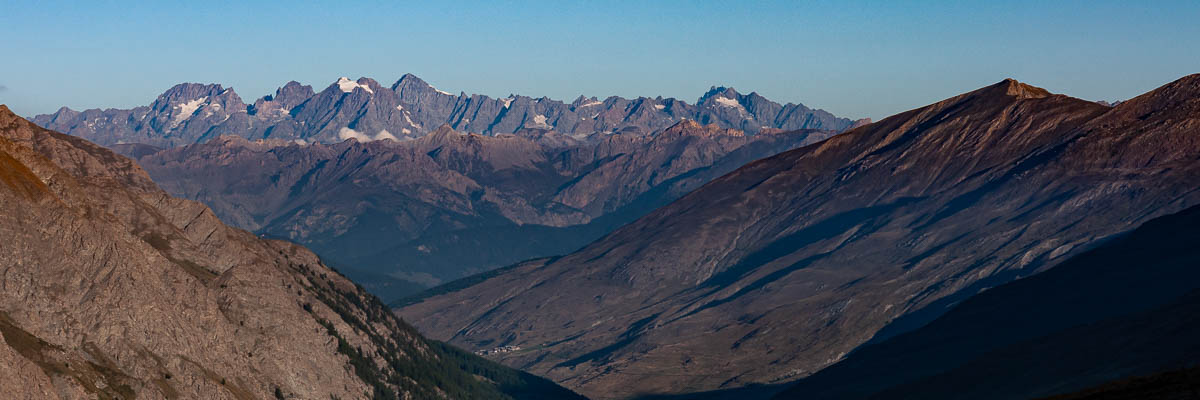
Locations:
714;97;741;108
173;97;207;126
403;111;420;128
337;77;374;94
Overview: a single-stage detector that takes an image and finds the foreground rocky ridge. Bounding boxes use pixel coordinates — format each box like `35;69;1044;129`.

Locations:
32;74;864;147
398;75;1200;398
0;105;581;399
121;120;834;300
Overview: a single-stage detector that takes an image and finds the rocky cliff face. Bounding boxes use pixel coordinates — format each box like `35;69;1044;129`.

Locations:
31;74;860;147
0;105;582;399
397;75;1200;398
120;120;834;301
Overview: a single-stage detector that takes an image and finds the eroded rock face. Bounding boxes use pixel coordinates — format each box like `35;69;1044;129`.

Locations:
31;74;858;147
397;75;1200;398
122;121;835;300
0;105;582;399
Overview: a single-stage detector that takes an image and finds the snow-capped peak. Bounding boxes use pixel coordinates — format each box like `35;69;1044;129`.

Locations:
336;77;374;94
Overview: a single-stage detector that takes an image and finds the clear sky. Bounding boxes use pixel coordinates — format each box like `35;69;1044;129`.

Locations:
1;0;1198;120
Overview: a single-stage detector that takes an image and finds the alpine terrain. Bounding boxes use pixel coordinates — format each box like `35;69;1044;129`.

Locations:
398;75;1200;398
115;120;836;301
0;105;582;399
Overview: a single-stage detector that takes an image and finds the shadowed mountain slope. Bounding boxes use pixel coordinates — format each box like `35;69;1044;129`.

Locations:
1038;366;1200;400
774;202;1200;399
398;75;1200;398
0;105;582;399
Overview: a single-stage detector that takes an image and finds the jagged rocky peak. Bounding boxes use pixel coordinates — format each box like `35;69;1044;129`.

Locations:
251;81;314;117
391;73;456;96
391;72;428;90
699;85;743;105
273;81;316;106
152;82;244;109
34;73;861;147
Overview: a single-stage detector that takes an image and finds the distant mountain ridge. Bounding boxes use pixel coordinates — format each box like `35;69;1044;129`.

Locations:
31;74;865;147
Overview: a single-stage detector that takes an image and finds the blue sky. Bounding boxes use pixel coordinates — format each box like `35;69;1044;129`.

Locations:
1;0;1197;120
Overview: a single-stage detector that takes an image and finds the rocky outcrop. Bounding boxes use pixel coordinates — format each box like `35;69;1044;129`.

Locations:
0;105;582;399
396;75;1200;398
121;121;835;301
31;74;858;147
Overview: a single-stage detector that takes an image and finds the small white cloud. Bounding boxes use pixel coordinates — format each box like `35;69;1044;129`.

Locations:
338;127;370;142
376;129;397;141
339;127;398;142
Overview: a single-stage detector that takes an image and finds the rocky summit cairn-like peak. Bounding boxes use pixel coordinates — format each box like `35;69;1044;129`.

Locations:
997;78;1052;99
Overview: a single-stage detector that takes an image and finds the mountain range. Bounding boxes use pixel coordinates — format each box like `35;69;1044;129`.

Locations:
30;74;866;148
396;75;1200;398
110;120;835;301
0;105;582;399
